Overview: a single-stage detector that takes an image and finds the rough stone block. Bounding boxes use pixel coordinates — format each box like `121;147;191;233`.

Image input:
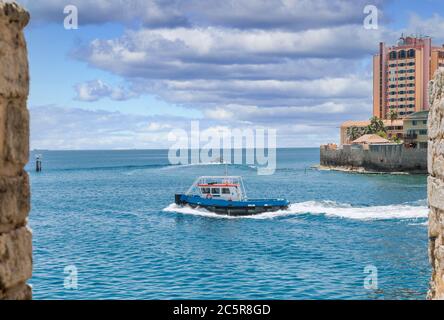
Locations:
0;282;31;300
430;207;441;239
0;227;32;289
4;100;29;166
0;2;30;98
428;176;444;211
428;138;444;179
0;172;30;233
429;69;444;299
0;97;4;160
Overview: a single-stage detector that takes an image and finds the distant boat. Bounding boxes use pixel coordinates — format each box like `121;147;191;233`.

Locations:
212;156;226;164
175;176;289;216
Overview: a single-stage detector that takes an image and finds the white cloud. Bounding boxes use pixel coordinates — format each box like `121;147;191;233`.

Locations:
30;105;346;149
74;80;137;102
405;13;444;44
17;0;386;30
22;0;409;149
18;0;189;27
74;25;385;112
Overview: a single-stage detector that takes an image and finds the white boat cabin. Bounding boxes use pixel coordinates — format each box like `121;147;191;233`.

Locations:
186;176;247;201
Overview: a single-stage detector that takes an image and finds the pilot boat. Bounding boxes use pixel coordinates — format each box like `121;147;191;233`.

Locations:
175;176;290;216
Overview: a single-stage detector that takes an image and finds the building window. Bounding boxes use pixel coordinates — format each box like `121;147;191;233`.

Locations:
398;50;406;59
407;49;415;58
419;142;428;149
412;120;417;125
419;130;427;135
390;51;397;60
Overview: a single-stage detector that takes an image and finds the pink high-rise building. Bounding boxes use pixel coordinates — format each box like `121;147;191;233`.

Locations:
373;36;444;119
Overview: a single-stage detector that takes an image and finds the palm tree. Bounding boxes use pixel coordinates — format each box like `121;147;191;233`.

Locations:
346;126;367;142
366;116;386;134
346;126;360;142
387;110;398;125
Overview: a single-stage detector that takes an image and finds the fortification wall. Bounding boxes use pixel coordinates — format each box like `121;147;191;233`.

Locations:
320;144;427;173
428;69;444;299
0;1;32;300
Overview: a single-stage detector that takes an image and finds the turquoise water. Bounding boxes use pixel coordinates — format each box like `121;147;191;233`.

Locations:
27;148;429;300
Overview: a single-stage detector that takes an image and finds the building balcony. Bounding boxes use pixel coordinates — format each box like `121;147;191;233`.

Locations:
404;133;418;140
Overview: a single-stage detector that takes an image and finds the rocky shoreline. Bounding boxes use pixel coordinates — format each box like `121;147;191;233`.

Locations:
316;164;418;175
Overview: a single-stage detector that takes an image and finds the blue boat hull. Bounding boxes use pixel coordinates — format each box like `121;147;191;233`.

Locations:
175;194;290;216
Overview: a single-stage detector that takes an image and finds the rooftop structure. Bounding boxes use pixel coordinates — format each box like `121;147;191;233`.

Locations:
351;134;391;145
340;119;403;145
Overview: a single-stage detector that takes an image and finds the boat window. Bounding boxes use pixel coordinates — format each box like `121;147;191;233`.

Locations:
201;188;210;194
222;188;230;194
211;188;220;195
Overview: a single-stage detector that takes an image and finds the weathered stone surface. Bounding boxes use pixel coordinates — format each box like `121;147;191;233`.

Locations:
428;176;444;210
0;172;29;233
0;1;31;300
429;207;442;239
0;227;32;289
428;69;444;299
0;282;31;300
0;2;30;98
4;99;29;166
428;137;444;179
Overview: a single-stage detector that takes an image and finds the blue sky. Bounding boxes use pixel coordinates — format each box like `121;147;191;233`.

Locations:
13;0;444;149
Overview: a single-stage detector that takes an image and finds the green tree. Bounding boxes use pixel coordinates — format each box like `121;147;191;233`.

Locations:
365;116;386;135
346;126;366;142
376;130;388;139
387;110;398;125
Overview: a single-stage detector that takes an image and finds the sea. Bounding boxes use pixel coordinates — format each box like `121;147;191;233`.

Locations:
26;148;430;300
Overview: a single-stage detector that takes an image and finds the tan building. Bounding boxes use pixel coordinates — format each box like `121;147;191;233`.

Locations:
403;111;429;149
373;35;444;120
340;119;403;145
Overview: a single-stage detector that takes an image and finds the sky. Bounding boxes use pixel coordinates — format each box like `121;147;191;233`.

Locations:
11;0;444;150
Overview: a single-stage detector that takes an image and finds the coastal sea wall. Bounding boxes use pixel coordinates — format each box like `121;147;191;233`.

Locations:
428;69;444;299
320;144;427;173
0;2;32;300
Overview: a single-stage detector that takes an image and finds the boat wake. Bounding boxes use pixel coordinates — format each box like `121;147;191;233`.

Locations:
160;162;256;171
162;200;429;221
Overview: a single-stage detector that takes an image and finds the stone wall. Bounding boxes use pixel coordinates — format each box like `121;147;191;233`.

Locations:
0;2;32;300
428;69;444;299
320;144;427;173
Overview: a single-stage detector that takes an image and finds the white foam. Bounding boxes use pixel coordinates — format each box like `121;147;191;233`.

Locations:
160;162;228;171
408;221;429;226
162;200;429;221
